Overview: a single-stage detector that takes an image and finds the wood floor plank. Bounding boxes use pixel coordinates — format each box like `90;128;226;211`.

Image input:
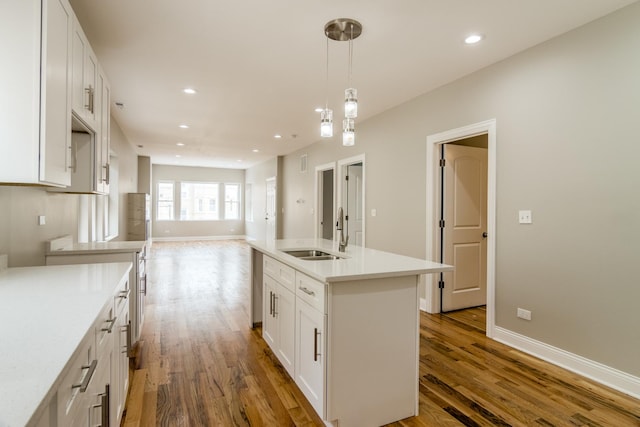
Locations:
125;240;640;426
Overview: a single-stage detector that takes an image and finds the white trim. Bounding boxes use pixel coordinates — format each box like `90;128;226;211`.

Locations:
314;162;337;241
425;119;497;335
152;235;246;242
337;154;366;247
494;326;640;400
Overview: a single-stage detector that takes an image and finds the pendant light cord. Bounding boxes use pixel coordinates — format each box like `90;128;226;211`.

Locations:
325;36;330;109
348;24;353;87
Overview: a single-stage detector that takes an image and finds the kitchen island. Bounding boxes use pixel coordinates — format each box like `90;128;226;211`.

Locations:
249;238;452;427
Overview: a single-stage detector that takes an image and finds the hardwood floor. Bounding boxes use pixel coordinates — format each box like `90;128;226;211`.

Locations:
126;240;640;426
442;306;487;333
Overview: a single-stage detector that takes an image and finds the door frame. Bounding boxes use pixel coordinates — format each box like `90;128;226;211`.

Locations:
265;176;277;244
425;119;496;338
337;154;366;248
314;162;337;241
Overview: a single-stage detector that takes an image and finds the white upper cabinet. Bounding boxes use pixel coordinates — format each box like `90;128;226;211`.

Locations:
0;0;73;187
71;15;98;131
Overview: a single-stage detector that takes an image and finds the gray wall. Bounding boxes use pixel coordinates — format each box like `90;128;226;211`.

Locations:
0;118;138;265
111;119;139;241
272;3;640;377
151;164;245;239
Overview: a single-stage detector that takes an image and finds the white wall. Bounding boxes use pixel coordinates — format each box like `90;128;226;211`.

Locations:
151;164;245;240
245;157;278;241
277;3;640;380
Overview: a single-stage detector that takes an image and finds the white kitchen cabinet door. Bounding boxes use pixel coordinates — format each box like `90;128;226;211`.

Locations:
0;0;72;187
98;67;111;194
276;285;295;377
71;15;98;130
295;298;325;417
262;274;278;349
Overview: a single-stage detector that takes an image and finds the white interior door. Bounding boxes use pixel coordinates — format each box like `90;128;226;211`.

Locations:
442;144;487;311
345;163;363;247
265;177;276;243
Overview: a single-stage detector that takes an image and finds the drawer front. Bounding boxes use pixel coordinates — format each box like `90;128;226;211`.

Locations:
263;256;295;291
295;272;326;313
95;303;116;357
114;278;130;315
57;336;96;426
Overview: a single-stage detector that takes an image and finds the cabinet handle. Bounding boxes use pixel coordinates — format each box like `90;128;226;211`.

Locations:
103;163;110;185
273;294;278;317
126;320;133;357
72;359;98;392
298;286;315;297
85;85;94;113
101;316;117;333
314;328;320;362
92;384;110;427
269;291;273;315
119;289;129;299
140;274;147;296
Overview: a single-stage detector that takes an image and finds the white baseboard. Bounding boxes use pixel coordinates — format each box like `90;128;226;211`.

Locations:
152;235;246;242
493;326;640;400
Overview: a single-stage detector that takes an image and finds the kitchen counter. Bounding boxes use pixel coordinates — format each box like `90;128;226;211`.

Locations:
0;262;132;427
248;238;453;283
46;239;146;255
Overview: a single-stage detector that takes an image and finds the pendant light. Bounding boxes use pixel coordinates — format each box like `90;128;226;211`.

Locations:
320;36;333;138
323;18;362;146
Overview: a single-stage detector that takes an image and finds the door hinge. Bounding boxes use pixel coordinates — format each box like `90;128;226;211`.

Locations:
439;158;446;167
345;175;349;181
345;215;349;221
438;280;445;289
439;219;445;228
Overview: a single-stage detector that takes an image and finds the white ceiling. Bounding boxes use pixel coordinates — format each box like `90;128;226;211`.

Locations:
69;0;636;169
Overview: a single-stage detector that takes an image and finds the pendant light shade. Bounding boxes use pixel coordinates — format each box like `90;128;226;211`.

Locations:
320;108;333;138
344;88;357;118
342;118;355;146
321;18;362;145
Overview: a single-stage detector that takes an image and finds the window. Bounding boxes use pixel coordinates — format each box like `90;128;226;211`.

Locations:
180;182;219;220
225;183;241;220
157;181;174;220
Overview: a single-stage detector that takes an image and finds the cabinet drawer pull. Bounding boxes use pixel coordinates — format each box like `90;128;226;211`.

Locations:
92;384;110;427
85;85;94;113
126;320;133;357
101;316;117;333
299;286;315;297
273;294;278;317
72;359;98;392
314;328;320;362
269;291;273;315
118;290;129;299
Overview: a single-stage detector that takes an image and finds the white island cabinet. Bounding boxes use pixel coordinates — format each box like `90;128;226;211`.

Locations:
249;239;453;427
0;262;132;427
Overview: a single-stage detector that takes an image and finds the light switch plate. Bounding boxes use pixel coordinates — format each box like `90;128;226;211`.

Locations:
518;210;532;224
38;215;46;225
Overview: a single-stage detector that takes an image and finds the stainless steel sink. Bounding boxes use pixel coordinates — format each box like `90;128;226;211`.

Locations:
283;249;343;261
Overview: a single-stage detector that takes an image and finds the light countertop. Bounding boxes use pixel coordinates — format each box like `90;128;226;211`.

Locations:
45;240;146;256
0;262;132;427
248;238;453;283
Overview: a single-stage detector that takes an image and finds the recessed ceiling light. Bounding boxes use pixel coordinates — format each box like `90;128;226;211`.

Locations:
237;159;243;162
176;142;185;146
179;124;189;129
314;107;323;113
274;134;282;139
252;149;260;153
464;34;483;44
175;154;182;158
183;88;196;94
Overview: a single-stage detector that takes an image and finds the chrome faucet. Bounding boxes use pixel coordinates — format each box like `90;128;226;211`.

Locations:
337;207;349;252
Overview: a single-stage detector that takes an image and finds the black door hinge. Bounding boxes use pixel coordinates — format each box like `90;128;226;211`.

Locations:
439;219;445;228
438;280;445;289
439;158;446;167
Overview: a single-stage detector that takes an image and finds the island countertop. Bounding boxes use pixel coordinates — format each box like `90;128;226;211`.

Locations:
45;238;146;256
0;262;132;427
248;238;452;283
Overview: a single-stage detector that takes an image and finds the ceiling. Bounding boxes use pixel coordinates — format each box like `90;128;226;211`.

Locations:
69;0;635;169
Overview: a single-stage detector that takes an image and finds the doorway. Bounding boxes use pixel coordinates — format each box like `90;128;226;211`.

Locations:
315;163;336;240
337;154;365;247
440;138;488;312
426;119;496;338
265;177;276;243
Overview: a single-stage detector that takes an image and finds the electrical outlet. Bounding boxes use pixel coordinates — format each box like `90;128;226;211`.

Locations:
38;215;46;226
517;308;532;321
518;210;532;224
